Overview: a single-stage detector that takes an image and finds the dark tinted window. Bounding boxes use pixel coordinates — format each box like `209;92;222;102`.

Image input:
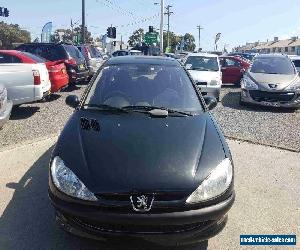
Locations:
63;45;84;59
292;59;300;67
251;57;295;75
0;53;22;63
89;46;102;58
22;52;46;63
225;58;240;67
17;44;67;61
85;64;203;112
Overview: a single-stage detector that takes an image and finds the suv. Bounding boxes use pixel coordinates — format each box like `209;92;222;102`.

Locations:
240;54;300;109
77;45;104;77
16;43;89;84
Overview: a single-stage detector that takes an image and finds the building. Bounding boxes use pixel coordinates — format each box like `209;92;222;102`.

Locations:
234;37;300;55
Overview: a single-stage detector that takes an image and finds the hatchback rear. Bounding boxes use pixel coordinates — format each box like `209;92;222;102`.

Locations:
240;54;300;109
16;43;89;84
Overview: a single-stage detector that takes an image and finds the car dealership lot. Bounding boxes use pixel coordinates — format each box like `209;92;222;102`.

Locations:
0;137;299;249
1;85;300;152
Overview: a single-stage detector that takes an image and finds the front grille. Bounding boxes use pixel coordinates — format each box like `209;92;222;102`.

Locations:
71;216;212;234
99;192;188;202
249;90;295;103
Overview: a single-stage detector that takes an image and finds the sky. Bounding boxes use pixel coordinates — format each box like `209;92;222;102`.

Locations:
1;0;300;51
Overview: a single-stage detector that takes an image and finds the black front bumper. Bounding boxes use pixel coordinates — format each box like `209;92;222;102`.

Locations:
241;89;300;108
67;69;89;84
49;183;235;246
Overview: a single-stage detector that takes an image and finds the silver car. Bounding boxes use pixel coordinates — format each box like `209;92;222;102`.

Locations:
0;84;13;129
77;45;105;77
240;54;300;109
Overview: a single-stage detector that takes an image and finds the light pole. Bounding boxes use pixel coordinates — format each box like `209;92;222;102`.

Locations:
197;25;203;52
155;1;164;54
82;0;86;44
165;5;173;49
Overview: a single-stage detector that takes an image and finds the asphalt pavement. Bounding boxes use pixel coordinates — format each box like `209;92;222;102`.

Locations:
0;137;299;249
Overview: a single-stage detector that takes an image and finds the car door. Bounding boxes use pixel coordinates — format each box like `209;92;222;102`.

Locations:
221;58;242;83
0;53;34;105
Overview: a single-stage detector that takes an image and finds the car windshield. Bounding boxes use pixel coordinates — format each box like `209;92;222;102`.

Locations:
185;56;219;71
250;57;295;75
85;64;203;113
64;45;84;59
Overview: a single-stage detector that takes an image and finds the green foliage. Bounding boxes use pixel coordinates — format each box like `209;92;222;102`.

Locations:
183;33;196;52
128;28;144;46
0;21;30;49
51;25;93;44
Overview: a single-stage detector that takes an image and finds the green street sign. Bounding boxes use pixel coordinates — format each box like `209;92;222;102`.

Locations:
145;32;158;45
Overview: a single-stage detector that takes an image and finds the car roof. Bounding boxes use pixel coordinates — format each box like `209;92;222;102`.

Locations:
106;56;180;66
186;52;218;58
255;53;289;59
288;55;300;60
0;50;23;55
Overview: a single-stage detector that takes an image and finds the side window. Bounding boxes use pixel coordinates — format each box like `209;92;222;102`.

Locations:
225;58;240;67
0;53;21;63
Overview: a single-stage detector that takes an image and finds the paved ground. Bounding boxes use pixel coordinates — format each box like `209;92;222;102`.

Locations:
1;85;299;152
0;137;299;249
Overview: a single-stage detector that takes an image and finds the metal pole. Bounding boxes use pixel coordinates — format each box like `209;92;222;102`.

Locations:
120;35;122;50
197;25;203;52
160;0;164;54
82;0;85;44
167;9;170;48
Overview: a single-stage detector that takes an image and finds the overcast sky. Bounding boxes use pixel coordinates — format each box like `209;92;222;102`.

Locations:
1;0;300;50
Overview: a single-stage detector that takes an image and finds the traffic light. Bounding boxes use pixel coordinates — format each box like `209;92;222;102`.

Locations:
4;8;9;17
149;26;154;33
112;27;116;39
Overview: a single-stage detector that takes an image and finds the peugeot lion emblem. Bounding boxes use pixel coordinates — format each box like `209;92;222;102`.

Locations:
269;84;277;89
130;194;154;212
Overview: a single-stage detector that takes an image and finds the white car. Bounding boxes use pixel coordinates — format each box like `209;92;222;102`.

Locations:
0;62;51;105
184;53;222;101
289;55;300;73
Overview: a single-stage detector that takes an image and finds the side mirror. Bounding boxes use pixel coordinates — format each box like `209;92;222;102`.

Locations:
203;96;218;110
66;95;80;108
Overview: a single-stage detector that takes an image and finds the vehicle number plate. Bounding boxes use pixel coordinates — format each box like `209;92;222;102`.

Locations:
261;101;279;107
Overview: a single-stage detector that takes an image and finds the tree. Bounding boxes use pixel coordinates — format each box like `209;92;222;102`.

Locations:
163;31;182;53
128;28;144;47
0;21;30;49
51;26;92;44
183;33;196;52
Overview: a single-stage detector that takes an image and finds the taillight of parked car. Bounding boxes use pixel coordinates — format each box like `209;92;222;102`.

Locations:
65;58;77;66
32;70;41;85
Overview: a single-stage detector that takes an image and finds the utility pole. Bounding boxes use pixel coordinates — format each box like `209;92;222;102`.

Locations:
120;35;123;50
71;18;74;43
197;25;203;52
82;0;85;44
160;0;164;54
164;5;173;49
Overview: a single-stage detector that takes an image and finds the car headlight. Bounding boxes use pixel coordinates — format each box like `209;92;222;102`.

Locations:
186;158;233;204
51;156;97;201
285;80;300;91
242;76;258;90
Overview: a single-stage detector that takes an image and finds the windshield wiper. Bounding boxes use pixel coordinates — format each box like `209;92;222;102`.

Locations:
83;104;128;113
122;105;193;116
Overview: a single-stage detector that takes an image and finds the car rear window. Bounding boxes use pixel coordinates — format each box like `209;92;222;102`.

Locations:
89;46;102;58
22;52;46;63
63;45;84;59
292;59;300;68
251;57;295;75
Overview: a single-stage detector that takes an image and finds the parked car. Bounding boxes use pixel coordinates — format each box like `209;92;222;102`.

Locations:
289;55;300;73
77;45;105;77
112;50;143;57
0;50;68;93
184;53;222;101
228;52;256;62
16;43;89;84
49;56;235;247
0;53;51;105
219;56;250;85
0;84;13;129
240;54;300;109
164;53;180;59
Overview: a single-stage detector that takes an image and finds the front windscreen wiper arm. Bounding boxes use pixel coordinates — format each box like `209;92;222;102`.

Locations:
122;105;193;116
83;104;129;113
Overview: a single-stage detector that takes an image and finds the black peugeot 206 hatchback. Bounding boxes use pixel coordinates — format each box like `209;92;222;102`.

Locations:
48;56;235;247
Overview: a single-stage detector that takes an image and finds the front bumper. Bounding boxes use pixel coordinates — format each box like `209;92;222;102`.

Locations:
197;85;221;99
0;100;12;129
241;88;300;108
67;69;89;84
49;182;235;246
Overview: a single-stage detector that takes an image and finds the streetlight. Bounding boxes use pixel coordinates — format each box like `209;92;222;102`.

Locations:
154;0;164;54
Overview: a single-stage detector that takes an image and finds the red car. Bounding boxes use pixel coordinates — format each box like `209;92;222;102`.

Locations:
0;50;69;92
219;56;250;86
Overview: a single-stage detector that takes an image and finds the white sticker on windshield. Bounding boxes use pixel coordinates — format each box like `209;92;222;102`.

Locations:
186;64;192;69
